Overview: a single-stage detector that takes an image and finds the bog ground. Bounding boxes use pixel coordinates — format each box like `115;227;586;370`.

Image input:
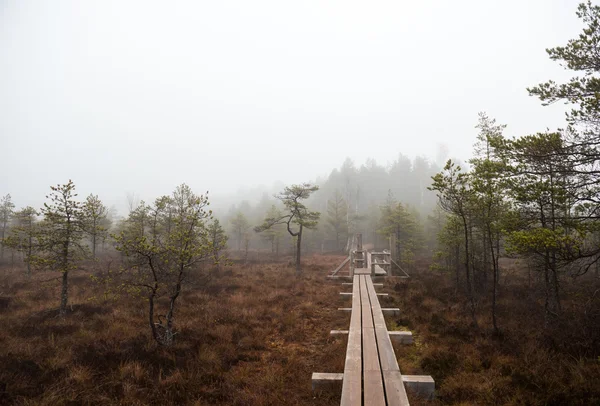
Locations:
1;254;599;405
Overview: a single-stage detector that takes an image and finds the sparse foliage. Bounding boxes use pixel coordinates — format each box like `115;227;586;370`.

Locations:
113;184;213;346
255;183;320;274
3;206;39;275
0;194;15;261
36;181;88;316
82;194;109;258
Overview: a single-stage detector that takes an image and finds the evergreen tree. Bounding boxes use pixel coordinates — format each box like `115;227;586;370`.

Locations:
82;194;108;258
0;194;15;261
326;189;348;252
255;183;320;274
3;206;39;275
230;211;249;251
36;181;88;316
113;184;213;346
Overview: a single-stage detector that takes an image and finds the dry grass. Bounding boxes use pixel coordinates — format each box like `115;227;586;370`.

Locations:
0;254;348;405
386;261;600;406
2;254;598;405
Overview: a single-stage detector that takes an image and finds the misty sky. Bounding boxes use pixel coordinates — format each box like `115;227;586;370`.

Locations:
0;0;580;213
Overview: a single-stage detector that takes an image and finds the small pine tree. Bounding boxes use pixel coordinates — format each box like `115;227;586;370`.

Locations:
36;181;88;316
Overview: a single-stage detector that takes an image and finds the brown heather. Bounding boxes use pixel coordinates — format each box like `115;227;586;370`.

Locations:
0;254;599;405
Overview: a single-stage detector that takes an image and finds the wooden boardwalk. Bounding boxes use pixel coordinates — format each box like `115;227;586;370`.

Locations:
340;274;410;405
314;246;434;405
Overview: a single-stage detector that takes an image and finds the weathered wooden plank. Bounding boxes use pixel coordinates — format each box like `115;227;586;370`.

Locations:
349;276;361;331
362;326;380;371
383;370;411;406
361;276;374;329
402;375;435;399
340;369;361;405
365;277;386;329
375;327;400;371
366;273;410;404
341;275;362;406
331;256;351;276
389;331;413;344
361;275;386;405
311;372;343;392
364;371;386;406
344;330;362;372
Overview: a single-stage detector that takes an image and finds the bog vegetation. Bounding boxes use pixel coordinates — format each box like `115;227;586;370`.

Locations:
1;2;600;405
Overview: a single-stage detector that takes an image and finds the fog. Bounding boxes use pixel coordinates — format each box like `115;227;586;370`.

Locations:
1;0;577;213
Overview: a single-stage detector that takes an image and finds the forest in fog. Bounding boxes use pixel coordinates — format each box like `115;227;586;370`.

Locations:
1;1;600;405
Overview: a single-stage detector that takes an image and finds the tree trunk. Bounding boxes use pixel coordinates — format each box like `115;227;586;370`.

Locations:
59;234;70;317
59;270;69;316
0;222;5;260
487;224;499;334
295;226;303;275
462;214;477;326
455;243;460;291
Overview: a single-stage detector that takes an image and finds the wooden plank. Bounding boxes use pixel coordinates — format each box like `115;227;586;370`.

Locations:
341;275;361;406
340;369;361;405
349;275;361;331
331;256;351;276
311;372;343;392
362;326;380;371
364;371;386;406
365;277;386;329
344;330;362;372
383;370;411;406
375;328;399;371
366;274;410;404
361;275;386;405
361;276;374;329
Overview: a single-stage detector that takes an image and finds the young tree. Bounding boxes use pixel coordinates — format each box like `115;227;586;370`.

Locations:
114;184;213;346
431;214;463;289
498;132;583;325
230;211;249;251
255;183;320;274
82;194;108;258
127;201;150;240
469;112;507;333
430;161;478;325
326;189;348;252
3;206;39;275
0;194;15;260
378;197;421;270
36;181;88;316
207;219;228;270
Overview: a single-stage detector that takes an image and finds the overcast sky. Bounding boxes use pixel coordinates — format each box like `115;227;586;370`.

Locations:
0;0;580;212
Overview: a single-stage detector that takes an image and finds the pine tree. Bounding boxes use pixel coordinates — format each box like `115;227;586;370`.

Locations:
3;206;39;275
114;184;213;346
82;194;108;258
255;183;320;274
0;194;15;261
36;181;88;316
326;189;348;252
